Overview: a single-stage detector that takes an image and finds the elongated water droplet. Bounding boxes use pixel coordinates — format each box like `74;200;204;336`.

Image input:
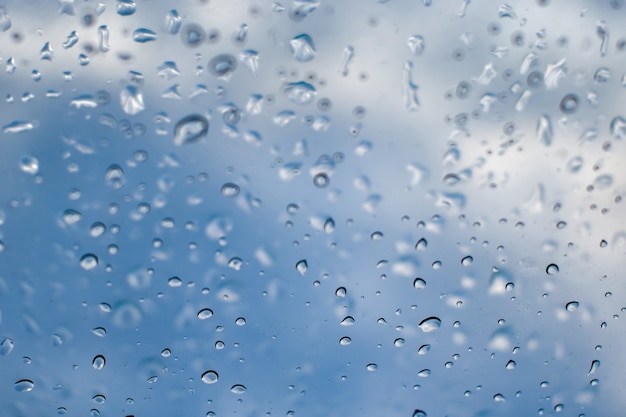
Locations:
165;9;182;34
339;45;354;76
417;369;431;377
117;0;136;16
296;259;308;275
201;370;219;384
3;120;36;134
98;25;110;52
91;327;106;337
120;85;144;115
80;254;99;270
92;355;106;370
14;379;34;392
588;359;600;375
230;384;246;394
197;309;213;320
221;183;240;197
366;363;378;371
173;114;209;145
418;316;441;332
403;61;419;111
290;34;316;62
133;28;157;43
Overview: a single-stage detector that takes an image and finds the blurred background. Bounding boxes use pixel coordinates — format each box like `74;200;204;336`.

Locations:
0;0;624;416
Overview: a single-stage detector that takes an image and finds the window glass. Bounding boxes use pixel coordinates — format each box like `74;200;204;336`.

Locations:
1;1;624;416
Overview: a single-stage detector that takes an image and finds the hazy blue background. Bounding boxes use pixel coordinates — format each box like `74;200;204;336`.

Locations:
0;0;624;416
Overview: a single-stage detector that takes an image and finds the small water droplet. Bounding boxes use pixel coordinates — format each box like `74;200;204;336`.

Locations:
506;360;516;369
230;384;247;394
366;363;378;371
208;54;237;78
417;344;430;355
296;259;308;275
91;327;106;337
235;317;246;326
117;0;136;16
418;317;441;332
413;278;427;289
313;173;329;188
335;287;346;297
92;355;106;370
412;410;427;417
323;217;335;233
407;35;425;55
14;379;34;392
173;114;209;146
566;301;579;311
197;309;213;320
168;276;182;287
461;255;473;266
92;394;106;404
201;370;219;384
394;338;405;347
80;254;99;270
221;183;240;197
161;348;171;357
63;209;82;225
339;336;352;346
546;263;559;275
417;369;431;377
290;34;316;62
559;94;579;114
105;164;125;188
89;222;106;238
19;156;39;175
284;81;317;104
340;316;355;326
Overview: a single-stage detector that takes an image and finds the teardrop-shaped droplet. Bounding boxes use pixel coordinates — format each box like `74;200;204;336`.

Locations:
201;370;219;384
92;355;106;370
296;259;308;275
14;379;34;392
173;114;209;146
132;28;157;43
418;317;441;332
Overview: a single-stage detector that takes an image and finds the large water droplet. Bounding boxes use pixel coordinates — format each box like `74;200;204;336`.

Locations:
80;254;99;270
230;384;247;394
117;0;136;16
173;114;209;146
565;301;579;311
290;34;316;62
14;379;34;392
296;259;308;275
201;370;219;384
546;263;559;275
418;317;441;332
165;9;182;34
120;85;144;115
92;355;106;370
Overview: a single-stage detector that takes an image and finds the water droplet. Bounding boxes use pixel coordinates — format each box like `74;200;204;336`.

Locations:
366;363;378;371
394;338;405;347
173;114;209;146
284;81;317;104
506;360;516;369
323;217;335;233
201;370;219;384
14;379;34;392
340;316;355;326
19;156;39;175
0;338;15;356
98;25;111;52
92;394;106;404
417;369;431;377
559;94;579;114
208;54;237;78
132;28;157;43
168;276;182;287
565;301;579;311
588;359;600;375
62;209;81;225
339;45;354;76
417;344;430;355
339;336;352;346
161;348;171;357
80;254;99;270
221;183;240;197
180;23;205;47
418;316;441;332
230;384;247;394
89;222;106;237
165;9;182;34
313;173;329;188
461;255;473;266
91;327;106;337
57;407;68;415
120;85;144;115
546;264;559;275
116;0;136;16
92;355;106;370
197;309;213;320
407;35;425;55
412;410;427;417
403;61;420;111
235;317;246;326
290;34;316;62
413;278;427;289
335;287;346;297
296;259;308;275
